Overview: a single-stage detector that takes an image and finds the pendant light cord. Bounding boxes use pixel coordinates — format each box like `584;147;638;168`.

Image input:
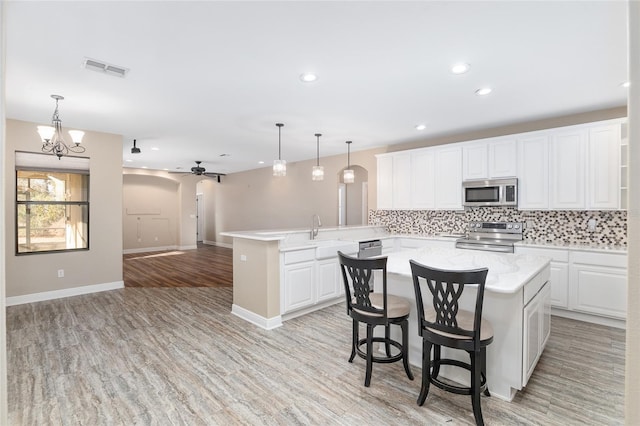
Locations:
276;123;284;160
315;133;322;166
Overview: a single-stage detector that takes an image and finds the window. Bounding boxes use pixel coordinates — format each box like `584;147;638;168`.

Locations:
15;152;90;254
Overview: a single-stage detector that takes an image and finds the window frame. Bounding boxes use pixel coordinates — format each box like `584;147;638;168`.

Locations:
15;152;90;256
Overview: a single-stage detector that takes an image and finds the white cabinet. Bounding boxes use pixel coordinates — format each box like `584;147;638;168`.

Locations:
569;251;627;319
411;150;436;209
283;261;315;313
549;128;587;209
377;155;393;209
588;124;621;209
517;135;549;209
516;246;569;308
522;282;551;386
376;146;462;210
393;153;412;209
463;138;517;181
316;258;342;303
434;146;463;210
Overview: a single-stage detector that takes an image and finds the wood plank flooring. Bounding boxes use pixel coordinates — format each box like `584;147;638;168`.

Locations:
123;244;233;288
7;286;625;425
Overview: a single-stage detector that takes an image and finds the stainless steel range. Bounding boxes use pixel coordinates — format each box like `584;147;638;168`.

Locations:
455;221;524;253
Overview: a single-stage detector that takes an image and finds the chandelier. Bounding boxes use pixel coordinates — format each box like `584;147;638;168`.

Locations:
37;94;85;159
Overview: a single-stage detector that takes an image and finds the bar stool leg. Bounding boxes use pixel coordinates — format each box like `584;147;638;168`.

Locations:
401;319;414;380
349;319;358;363
417;339;432;406
471;350;485;426
364;324;374;387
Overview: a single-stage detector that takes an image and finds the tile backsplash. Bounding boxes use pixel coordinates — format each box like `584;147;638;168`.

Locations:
369;208;627;247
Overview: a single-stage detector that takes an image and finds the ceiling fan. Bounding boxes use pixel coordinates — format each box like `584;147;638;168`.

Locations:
169;161;225;182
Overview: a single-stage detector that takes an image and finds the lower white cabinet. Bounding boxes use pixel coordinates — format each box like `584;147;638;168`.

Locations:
283;261;315;313
569;251;627;319
516;246;569;308
316;258;343;303
522;282;551;386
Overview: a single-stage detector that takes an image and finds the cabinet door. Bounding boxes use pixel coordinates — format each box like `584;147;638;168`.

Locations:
588;125;621;209
283;262;315;313
317;258;341;303
549;129;586;209
517;136;549;209
522;293;541;386
377;156;393;209
549;262;569;308
570;264;627;319
411;150;436;209
393;153;412;209
488;138;517;178
462;142;488;181
434;146;463;210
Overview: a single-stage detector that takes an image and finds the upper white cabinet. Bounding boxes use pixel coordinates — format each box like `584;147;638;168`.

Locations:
376;145;462;211
377;118;624;212
411;150;436;209
376;155;393;209
518;120;623;210
434;146;463;210
549;128;587;209
588;125;621;209
463;138;517;180
517;135;549;209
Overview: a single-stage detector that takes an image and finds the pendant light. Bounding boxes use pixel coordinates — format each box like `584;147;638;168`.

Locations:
312;133;324;181
273;123;286;176
343;140;355;183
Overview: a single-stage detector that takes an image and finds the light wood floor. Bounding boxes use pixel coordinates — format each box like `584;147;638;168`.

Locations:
7;286;625;425
123;244;233;288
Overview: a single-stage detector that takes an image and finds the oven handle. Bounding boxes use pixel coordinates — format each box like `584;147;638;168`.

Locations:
455;242;514;253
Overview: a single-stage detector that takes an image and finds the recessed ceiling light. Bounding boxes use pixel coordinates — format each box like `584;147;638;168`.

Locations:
125;159;133;162
451;63;470;74
258;161;265;164
163;168;169;171
415;124;427;131
300;72;318;83
621;81;630;88
151;147;159;151
475;87;492;96
142;166;148;169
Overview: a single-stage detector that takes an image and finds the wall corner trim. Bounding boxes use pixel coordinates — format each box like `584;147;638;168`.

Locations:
231;304;282;330
6;281;124;306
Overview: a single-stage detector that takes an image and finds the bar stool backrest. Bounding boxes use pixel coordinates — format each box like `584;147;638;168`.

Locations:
338;251;387;322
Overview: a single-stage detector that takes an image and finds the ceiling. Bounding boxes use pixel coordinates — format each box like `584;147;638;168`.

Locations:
5;1;628;175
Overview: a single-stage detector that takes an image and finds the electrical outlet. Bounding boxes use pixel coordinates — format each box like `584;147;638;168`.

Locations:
587;218;597;232
57;269;64;278
240;255;247;261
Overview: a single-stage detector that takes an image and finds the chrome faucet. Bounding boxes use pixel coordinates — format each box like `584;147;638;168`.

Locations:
311;214;322;239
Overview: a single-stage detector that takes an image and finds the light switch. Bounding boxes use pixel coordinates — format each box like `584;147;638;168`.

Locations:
240;255;247;261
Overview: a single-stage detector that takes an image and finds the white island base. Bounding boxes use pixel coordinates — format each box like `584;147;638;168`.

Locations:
380;247;551;402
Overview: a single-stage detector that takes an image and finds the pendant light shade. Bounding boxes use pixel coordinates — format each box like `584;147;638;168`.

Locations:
312;133;324;181
343;140;355;184
273;123;286;177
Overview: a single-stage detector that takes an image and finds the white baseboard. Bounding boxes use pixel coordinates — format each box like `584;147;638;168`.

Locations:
123;245;178;254
232;304;282;330
204;240;233;249
552;307;626;329
6;281;124;306
178;244;198;250
281;298;342;322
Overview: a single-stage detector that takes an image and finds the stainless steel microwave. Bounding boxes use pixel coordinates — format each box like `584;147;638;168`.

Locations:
462;178;518;207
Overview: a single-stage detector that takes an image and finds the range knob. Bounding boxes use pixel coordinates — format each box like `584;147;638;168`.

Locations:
507;223;513;229
514;224;521;229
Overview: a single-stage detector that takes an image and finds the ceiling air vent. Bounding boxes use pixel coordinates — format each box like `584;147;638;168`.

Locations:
82;57;129;78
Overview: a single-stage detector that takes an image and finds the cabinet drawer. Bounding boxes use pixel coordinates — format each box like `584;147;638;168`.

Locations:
283;248;316;265
524;267;550;305
571;251;627;268
516;246;569;262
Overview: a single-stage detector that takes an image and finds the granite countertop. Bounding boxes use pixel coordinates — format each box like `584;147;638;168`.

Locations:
386;246;551;294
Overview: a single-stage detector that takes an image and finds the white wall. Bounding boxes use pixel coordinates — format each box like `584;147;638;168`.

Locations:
0;0;8;421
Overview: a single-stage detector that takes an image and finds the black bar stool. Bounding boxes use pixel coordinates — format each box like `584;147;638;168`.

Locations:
338;251;414;387
409;260;493;426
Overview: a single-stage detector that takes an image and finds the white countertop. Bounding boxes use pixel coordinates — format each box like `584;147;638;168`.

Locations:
386;246;551;294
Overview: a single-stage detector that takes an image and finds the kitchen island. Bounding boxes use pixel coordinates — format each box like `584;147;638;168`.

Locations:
382;246;551;401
